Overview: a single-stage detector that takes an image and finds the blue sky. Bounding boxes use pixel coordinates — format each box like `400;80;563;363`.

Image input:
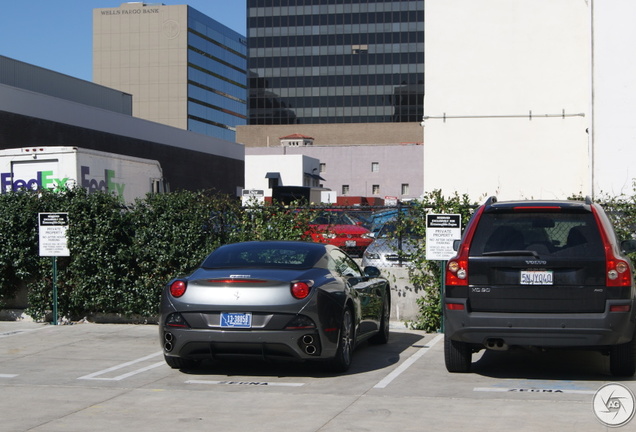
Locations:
0;0;246;81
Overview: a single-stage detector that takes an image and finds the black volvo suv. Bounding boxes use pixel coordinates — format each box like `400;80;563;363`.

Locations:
444;197;636;376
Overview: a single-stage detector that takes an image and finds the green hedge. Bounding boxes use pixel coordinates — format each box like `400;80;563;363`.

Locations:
2;187;636;326
0;189;314;321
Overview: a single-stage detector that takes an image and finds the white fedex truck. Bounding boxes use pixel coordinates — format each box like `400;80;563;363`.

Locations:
0;147;166;203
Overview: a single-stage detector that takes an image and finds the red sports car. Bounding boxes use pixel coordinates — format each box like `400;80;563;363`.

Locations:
308;211;374;257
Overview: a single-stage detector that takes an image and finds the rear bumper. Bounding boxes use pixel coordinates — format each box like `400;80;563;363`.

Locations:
445;298;636;349
160;326;339;362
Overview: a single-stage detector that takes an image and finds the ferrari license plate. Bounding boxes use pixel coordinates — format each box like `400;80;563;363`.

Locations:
220;312;252;328
520;270;553;285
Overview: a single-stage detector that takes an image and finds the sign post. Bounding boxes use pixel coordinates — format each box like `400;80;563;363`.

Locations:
425;214;462;333
38;213;70;325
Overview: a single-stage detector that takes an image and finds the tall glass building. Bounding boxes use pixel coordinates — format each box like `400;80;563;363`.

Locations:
94;3;247;141
247;0;424;125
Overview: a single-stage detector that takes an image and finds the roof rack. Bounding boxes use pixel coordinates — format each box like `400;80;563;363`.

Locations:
485;196;498;206
585;196;593;205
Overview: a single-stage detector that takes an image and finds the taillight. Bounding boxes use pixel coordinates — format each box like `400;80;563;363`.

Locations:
291;281;312;299
285;315;316;329
447;256;469;286
590;205;634;287
165;312;189;328
446;303;465;311
170;280;187;297
445;206;484;287
606;258;632;287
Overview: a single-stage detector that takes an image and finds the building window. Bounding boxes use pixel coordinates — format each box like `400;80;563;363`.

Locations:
371;162;379;172
320;163;326;173
401;183;410;195
342;185;349;195
372;185;380;195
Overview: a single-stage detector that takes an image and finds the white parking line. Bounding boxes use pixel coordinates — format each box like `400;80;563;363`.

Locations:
0;374;18;378
186;380;305;387
0;326;53;338
77;351;164;381
374;333;443;389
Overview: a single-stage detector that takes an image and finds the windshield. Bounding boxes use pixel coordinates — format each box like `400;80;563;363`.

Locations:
470;212;604;257
377;222;420;239
310;211;358;225
201;242;323;269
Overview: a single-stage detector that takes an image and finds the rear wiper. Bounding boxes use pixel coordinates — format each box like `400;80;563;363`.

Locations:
482;250;540;258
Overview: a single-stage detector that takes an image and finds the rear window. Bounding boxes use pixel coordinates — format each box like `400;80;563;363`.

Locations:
202;243;323;269
470;212;604;258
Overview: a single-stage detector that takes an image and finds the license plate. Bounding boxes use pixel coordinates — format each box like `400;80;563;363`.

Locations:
220;312;252;328
345;240;357;247
520;270;553;285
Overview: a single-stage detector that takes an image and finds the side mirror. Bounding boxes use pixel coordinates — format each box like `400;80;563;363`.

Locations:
621;239;636;254
364;266;381;278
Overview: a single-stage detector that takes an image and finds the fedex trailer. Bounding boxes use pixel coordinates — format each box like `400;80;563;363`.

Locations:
0;147;166;203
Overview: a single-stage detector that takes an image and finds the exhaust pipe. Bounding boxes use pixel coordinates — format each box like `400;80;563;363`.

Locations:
164;332;174;352
485;338;508;351
299;334;319;356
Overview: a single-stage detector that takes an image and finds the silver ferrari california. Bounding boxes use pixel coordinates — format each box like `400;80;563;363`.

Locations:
160;240;390;372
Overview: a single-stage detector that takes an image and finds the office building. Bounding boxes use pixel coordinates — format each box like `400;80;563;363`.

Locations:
0;55;244;196
93;2;247;141
247;0;424;125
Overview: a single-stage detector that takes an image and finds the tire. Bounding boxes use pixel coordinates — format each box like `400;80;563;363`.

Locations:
444;337;472;373
327;308;355;373
610;336;636;377
164;354;200;370
369;294;390;345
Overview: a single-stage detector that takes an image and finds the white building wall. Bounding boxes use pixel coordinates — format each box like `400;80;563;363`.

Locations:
592;0;636;196
424;0;592;201
246;144;424;200
245;154;320;197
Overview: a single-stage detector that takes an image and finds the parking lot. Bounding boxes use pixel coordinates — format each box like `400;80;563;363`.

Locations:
0;320;633;432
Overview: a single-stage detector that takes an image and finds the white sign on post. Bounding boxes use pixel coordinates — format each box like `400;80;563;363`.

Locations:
425;214;462;261
39;213;70;257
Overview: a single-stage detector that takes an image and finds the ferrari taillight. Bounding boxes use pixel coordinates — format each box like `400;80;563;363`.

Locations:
291;281;312;299
170;280;187;298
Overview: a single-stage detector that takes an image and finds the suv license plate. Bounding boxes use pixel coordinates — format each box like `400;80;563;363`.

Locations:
520;270;553;285
220;312;252;328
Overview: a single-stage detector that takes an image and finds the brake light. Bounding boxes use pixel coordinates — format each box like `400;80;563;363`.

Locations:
291;281;312;299
445;205;484;286
447;256;468;286
590;205;634;287
513;206;561;211
606;258;632;287
446;303;465;311
170;280;187;298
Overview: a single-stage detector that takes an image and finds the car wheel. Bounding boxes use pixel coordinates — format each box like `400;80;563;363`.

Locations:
444;337;471;373
369;294;390;345
327;308;355;373
164;354;200;370
609;334;636;377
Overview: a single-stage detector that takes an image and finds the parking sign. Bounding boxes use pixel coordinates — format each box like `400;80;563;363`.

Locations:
425;214;461;260
38;213;70;257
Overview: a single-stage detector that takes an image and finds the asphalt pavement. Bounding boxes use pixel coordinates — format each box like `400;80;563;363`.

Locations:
0;319;634;432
